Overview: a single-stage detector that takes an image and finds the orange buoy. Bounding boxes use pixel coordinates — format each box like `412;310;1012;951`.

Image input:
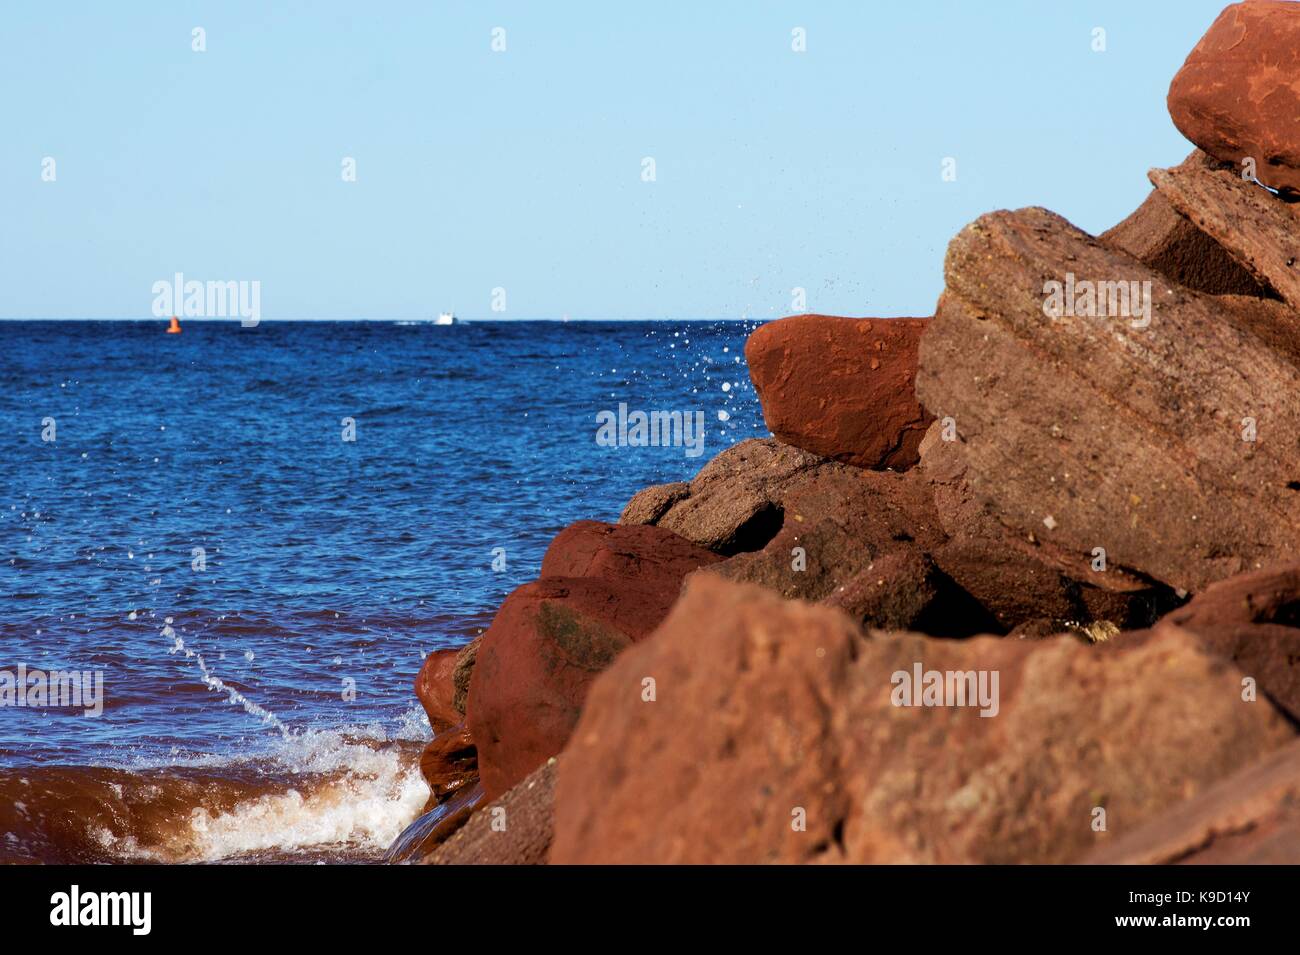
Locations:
166;316;182;334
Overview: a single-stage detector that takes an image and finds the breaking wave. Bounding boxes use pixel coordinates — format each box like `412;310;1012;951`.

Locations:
0;712;430;864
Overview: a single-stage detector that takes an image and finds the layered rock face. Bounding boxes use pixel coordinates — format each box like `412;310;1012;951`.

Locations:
1168;1;1300;196
915;205;1300;595
1098;187;1272;298
1149;149;1300;308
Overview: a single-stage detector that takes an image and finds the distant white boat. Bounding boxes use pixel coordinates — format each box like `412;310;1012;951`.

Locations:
394;312;457;326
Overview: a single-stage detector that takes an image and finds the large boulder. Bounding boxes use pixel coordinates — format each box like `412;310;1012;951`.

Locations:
702;462;946;628
744;314;933;470
550;575;1294;864
466;521;719;798
537;519;714;583
621;434;986;632
1083;738;1300;864
1167;1;1300;197
915;205;1300;594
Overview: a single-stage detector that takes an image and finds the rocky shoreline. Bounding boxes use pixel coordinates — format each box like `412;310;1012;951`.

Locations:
391;1;1300;864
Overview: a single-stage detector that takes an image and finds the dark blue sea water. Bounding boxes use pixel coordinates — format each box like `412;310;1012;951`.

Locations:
0;319;766;861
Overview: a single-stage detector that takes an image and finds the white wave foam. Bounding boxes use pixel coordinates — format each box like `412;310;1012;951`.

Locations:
98;728;431;863
183;744;429;861
90;618;436;861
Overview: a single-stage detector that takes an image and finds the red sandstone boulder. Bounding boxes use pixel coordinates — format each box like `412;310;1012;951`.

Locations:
745;314;932;470
1167;1;1300;197
415;648;461;731
551;575;1295;864
539;519;718;583
466;521;719;798
418;723;478;803
915;205;1300;594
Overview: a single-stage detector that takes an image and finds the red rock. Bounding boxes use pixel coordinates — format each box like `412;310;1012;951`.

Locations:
1167;1;1300;197
414;648;461;731
1083;737;1300;864
415;636;481;732
915;205;1300;593
466;521;719;799
621;438;824;554
617;481;689;525
539;519;720;583
1098;187;1271;297
1157;564;1300;721
916;422;1177;632
1149;150;1300;309
1163;563;1300;629
550;575;1295;864
703;458;993;634
815;547;947;633
745;314;932;470
418;723;478;803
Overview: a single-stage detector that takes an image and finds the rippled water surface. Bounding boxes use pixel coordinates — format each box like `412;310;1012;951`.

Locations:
0;319;765;860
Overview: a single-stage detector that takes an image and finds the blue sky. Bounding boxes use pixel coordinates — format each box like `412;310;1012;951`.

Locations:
1;1;1226;320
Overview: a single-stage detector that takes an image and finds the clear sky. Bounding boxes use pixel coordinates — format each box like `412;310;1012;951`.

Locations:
2;1;1228;320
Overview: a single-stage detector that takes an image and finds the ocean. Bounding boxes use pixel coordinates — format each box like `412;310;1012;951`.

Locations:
0;319;767;862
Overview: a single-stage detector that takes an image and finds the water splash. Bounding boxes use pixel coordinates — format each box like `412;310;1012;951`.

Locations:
165;617;289;737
